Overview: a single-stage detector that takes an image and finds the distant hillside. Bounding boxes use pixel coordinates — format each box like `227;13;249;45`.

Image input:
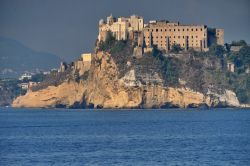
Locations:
0;37;62;78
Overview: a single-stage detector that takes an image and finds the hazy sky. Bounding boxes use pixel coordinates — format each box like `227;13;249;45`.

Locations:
0;0;249;61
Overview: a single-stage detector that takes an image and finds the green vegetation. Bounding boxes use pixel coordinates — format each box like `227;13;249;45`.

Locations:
31;73;46;82
170;44;182;53
231;40;247;46
98;31;128;55
152;47;179;85
0;79;24;106
222;43;250;103
208;44;225;58
227;45;250;74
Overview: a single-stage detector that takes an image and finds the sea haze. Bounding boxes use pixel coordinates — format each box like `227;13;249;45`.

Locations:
0;108;250;165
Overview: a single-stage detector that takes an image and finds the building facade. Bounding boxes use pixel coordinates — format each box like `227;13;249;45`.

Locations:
143;21;209;51
98;15;144;41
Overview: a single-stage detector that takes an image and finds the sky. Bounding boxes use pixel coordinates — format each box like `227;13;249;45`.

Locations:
0;0;249;61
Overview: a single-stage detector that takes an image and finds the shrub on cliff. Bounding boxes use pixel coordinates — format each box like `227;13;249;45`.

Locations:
170;44;182;53
98;31;116;52
152;47;179;85
208;44;225;58
231;40;247;46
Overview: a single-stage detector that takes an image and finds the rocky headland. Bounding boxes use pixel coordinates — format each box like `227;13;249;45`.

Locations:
12;39;250;109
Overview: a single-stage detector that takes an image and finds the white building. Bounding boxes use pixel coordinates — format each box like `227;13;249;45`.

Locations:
19;73;32;81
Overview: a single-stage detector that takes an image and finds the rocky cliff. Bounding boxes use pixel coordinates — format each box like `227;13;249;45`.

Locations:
12;48;247;108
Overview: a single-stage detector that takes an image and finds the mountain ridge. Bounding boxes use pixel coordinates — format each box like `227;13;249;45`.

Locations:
0;36;62;78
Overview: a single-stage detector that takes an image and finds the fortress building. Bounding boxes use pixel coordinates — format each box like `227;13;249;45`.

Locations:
98;15;224;52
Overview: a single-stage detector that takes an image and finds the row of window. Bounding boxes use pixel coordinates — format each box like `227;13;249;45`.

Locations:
151;40;199;44
147;35;200;39
146;33;206;39
148;28;203;32
147;42;200;47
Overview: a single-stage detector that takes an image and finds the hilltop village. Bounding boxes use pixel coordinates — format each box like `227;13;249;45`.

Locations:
98;15;224;56
7;15;250;108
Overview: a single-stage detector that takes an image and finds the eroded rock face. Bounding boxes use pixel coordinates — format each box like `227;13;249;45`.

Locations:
12;51;243;109
12;81;86;108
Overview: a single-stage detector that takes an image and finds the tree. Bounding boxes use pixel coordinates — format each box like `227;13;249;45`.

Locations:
209;44;225;58
239;45;250;65
98;31;116;51
231;40;247;46
171;44;182;53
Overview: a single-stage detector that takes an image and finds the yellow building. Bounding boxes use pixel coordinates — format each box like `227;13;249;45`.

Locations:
143;21;215;51
81;53;92;62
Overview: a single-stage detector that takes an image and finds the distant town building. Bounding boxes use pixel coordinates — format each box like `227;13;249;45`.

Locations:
19;73;32;81
43;71;51;75
98;15;224;52
18;83;29;90
18;81;39;90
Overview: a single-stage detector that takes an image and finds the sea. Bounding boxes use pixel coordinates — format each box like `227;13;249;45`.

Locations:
0;108;250;166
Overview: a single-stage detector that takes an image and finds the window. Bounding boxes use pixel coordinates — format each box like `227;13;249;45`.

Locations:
178;29;180;31
183;29;185;31
183;36;185;39
191;28;193;31
200;28;203;31
191;36;193;39
156;29;158;32
178;36;180;39
196;28;198;31
196;36;198;38
187;28;189;31
174;36;175;38
174;29;176;31
165;29;167;32
148;29;150;32
169;29;171;32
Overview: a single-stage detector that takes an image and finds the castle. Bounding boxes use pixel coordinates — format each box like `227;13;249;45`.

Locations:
98;15;224;53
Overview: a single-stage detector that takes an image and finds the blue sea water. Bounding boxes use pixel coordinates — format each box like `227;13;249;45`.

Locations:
0;108;250;166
